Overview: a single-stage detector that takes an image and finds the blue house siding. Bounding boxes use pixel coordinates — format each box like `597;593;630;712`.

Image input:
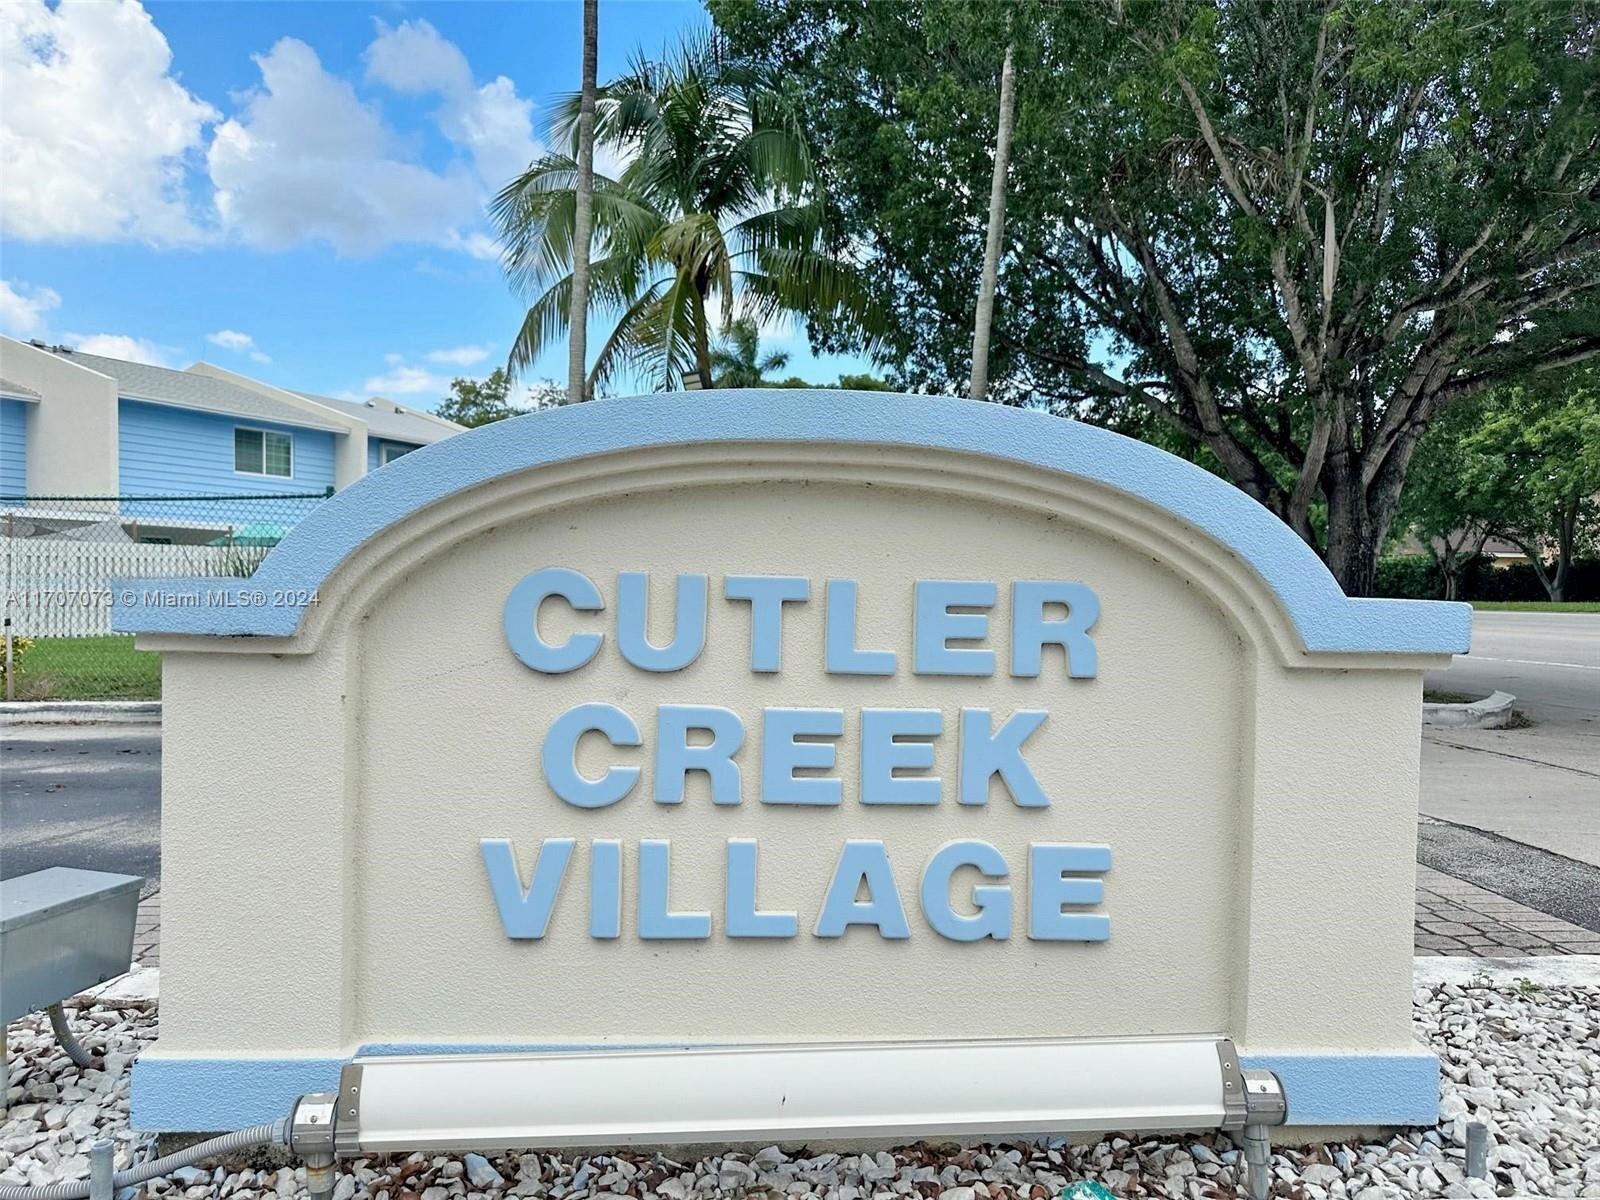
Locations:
0;400;26;495
118;400;335;524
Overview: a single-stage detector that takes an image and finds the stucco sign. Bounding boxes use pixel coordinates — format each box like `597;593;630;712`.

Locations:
116;390;1469;1135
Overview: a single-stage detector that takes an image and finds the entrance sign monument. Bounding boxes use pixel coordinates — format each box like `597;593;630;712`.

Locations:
116;391;1468;1136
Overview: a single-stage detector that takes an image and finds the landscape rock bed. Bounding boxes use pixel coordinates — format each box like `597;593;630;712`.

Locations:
2;980;1595;1199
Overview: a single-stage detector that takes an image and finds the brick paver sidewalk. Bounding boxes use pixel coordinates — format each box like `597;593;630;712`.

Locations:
124;871;1597;968
134;888;160;967
1415;863;1600;956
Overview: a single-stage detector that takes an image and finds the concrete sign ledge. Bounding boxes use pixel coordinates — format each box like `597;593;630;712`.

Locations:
1421;690;1515;730
0;700;160;726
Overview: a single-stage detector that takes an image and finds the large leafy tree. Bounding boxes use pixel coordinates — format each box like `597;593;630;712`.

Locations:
435;370;562;427
712;0;1600;594
492;34;884;394
1393;393;1499;600
1460;366;1600;600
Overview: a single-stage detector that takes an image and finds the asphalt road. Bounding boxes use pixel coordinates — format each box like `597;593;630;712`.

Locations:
1421;610;1599;876
0;724;161;887
1424;611;1599;731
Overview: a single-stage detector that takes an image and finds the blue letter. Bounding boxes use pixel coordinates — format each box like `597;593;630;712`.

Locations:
920;840;1011;942
815;840;910;939
725;576;809;672
824;580;896;675
860;708;942;805
481;838;573;939
655;705;745;805
1029;844;1111;941
958;708;1049;807
914;580;996;676
542;702;641;809
617;572;707;671
725;839;798;938
590;839;621;939
503;567;603;673
1011;581;1099;678
638;839;711;939
761;708;844;805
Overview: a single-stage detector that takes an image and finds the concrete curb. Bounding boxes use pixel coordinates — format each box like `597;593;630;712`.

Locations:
1415;954;1600;987
0;700;161;726
1422;689;1515;730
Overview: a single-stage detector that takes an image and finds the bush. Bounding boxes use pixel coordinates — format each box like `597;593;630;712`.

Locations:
0;633;34;691
1374;555;1600;601
1375;555;1443;599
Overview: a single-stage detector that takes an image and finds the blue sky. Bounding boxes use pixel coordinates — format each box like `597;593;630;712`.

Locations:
0;0;871;408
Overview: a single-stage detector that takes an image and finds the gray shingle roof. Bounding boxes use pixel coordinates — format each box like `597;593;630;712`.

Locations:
295;391;461;445
54;349;347;432
0;377;42;401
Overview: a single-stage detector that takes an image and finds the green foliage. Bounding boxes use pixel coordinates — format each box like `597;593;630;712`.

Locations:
0;634;33;686
1455;366;1600;599
711;318;791;387
1396;393;1501;597
1375;554;1600;602
712;0;1600;593
435;369;562;427
492;34;886;394
13;636;161;701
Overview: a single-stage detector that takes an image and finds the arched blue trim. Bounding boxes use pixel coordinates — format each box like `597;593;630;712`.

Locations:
112;390;1469;655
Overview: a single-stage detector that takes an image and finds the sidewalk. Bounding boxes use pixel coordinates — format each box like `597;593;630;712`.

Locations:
134;888;160;967
1414;864;1600;955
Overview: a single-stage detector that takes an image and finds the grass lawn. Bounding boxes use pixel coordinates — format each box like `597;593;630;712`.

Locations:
10;635;161;700
1470;600;1600;613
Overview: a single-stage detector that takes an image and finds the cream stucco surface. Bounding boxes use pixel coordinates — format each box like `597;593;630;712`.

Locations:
150;443;1433;1069
0;336;119;495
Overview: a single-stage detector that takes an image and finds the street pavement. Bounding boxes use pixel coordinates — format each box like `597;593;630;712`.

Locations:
1422;611;1599;868
0;724;161;886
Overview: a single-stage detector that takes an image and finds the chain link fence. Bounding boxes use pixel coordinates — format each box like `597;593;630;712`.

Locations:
1;491;330;701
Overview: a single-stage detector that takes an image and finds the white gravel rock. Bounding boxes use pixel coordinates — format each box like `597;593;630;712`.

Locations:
4;979;1597;1199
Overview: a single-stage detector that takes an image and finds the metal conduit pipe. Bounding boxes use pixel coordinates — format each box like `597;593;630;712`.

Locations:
45;1005;97;1071
0;1124;285;1200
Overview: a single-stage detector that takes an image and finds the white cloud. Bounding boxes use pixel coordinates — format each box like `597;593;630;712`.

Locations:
0;0;217;244
363;18;473;95
206;22;537;257
67;333;170;367
425;345;490;366
444;230;502;262
206;328;271;363
366;20;539;188
209;37;481;256
0;280;62;337
2;4;531;259
362;363;453;397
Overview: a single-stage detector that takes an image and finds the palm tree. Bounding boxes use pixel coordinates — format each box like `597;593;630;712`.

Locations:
492;34;882;393
566;0;598;404
711;318;790;387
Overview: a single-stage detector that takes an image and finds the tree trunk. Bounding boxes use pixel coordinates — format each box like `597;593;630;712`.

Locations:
693;292;714;390
1324;460;1381;598
567;0;598;404
969;42;1015;402
1551;496;1581;602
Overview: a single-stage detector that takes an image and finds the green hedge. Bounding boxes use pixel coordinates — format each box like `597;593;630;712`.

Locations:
1375;555;1600;601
